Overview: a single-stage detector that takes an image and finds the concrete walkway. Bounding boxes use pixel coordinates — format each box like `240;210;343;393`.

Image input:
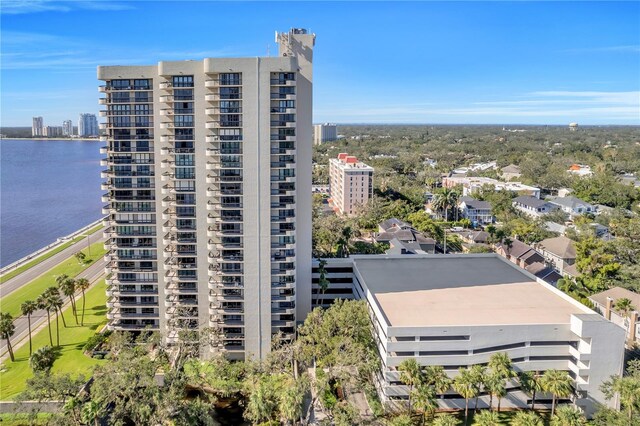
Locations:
0;231;105;298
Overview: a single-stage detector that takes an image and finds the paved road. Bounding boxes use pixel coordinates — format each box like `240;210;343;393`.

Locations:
0;231;105;298
0;257;107;358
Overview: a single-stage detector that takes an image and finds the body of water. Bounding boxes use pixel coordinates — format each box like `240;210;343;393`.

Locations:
0;139;103;267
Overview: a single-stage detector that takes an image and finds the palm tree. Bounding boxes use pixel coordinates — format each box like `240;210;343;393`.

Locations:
316;259;330;308
550;405;587;426
412;384;437;425
37;294;53;346
76;278;91;326
46;290;64;346
0;312;16;362
512;410;543;426
432;188;459;221
432;414;461;426
424;365;452;397
398;358;423;415
615;297;635;319
21;300;38;355
519;371;543;410
336;226;352;258
81;400;103;426
59;277;78;324
29;345;56;373
47;287;67;328
601;375;640;422
469;364;486;413
485;372;505;412
472;410;501;425
488;352;514;411
541;369;573;417
453;367;479;426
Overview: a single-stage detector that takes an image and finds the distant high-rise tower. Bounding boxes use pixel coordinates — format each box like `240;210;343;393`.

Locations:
313;123;337;145
32;117;44;137
78;113;99;137
98;28;315;360
62;120;74;136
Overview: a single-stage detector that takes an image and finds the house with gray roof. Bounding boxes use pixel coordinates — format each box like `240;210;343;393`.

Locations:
536;236;577;273
548;196;596;217
374;218;436;254
500;164;522;181
513;196;559;218
458;196;494;225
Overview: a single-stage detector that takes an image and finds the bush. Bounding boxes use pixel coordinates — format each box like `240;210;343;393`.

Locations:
83;331;110;352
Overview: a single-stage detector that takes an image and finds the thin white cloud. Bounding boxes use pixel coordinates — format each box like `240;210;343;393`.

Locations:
564;45;640;54
0;0;133;14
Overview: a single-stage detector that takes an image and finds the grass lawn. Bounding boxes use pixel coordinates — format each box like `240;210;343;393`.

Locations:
0;413;52;425
0;279;107;399
0;241;107;319
0;223;103;285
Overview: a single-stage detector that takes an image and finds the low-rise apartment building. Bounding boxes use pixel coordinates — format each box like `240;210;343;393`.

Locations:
313;254;625;417
329;153;374;215
442;176;540;199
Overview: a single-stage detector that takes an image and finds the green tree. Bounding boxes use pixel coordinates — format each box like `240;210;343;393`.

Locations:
432;414;461;426
615;297;635;318
46;288;64;346
29;346;56;373
601;374;640;421
81;400;104;426
453;367;480;425
541;370;573;417
469;364;486;413
76;278;91;326
21;300;38;355
278;378;306;425
550;405;587;426
58;277;78;324
0;312;16;362
36;293;53;346
244;376;279;424
519;370;543;410
472;409;502;425
424;365;452;396
398;358;423;415
432;188;459;221
512;410;544;426
74;251;87;264
487;352;514;411
412;383;437;425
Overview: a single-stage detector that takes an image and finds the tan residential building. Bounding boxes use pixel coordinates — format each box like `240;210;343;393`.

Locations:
589;287;640;344
313;123;337;145
329;153;373;215
98;28;315;361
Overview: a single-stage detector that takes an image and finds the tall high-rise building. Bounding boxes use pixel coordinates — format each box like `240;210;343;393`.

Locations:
78;113;99;137
329;153;374;215
32;116;44;137
62;120;74;136
313;123;337;145
98;28;315;360
43;126;63;137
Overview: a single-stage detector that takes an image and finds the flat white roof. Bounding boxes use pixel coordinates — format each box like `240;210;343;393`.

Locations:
353;255;591;327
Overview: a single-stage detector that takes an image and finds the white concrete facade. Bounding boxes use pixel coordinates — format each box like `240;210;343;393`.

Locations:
329;153;374;215
313;123;337;145
32;116;43;137
98;28;315;360
319;255;625;417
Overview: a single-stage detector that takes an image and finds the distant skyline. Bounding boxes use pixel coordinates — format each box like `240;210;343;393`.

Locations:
1;1;639;125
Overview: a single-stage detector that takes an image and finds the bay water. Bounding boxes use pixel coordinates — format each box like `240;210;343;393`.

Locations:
0;139;103;267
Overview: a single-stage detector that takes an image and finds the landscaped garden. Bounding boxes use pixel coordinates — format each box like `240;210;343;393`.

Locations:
0;279;108;399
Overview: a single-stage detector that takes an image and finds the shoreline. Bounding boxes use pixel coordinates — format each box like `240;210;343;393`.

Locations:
0;217;105;275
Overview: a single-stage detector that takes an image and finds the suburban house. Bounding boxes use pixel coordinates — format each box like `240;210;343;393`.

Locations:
374;219;436;254
513;196;559;218
548;196;597;217
312;255;625;417
568;164;593;177
536;236;577;274
495;238;545;269
500;164;522;181
589;287;640;344
458;196;494;225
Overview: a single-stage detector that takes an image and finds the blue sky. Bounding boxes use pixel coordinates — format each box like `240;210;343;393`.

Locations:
1;1;639;126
